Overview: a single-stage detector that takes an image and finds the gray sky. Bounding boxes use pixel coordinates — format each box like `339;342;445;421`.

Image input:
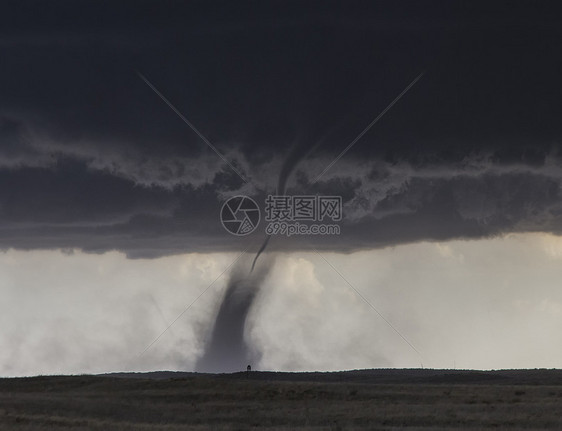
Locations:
2;233;562;376
1;0;561;375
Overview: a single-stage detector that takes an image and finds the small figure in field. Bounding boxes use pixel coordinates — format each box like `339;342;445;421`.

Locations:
247;364;251;372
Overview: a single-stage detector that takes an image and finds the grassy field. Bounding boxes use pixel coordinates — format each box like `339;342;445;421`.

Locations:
1;369;562;430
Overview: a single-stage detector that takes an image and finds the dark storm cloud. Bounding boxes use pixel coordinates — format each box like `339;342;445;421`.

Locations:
1;1;561;256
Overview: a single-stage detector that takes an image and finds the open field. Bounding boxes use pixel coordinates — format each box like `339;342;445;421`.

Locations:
1;369;562;430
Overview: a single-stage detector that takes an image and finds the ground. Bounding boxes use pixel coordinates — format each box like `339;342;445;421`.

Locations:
1;369;562;430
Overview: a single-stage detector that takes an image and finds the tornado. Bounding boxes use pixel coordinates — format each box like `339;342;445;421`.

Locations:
194;257;272;373
197;133;326;373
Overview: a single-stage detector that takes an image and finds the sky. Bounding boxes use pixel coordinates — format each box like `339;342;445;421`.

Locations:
1;1;562;376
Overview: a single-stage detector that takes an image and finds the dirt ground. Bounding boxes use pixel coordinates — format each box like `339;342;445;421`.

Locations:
1;369;561;430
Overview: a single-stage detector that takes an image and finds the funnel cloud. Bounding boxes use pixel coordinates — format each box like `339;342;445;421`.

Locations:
195;256;272;372
198;137;309;371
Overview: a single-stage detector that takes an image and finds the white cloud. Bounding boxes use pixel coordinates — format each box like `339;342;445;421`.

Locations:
1;233;562;376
